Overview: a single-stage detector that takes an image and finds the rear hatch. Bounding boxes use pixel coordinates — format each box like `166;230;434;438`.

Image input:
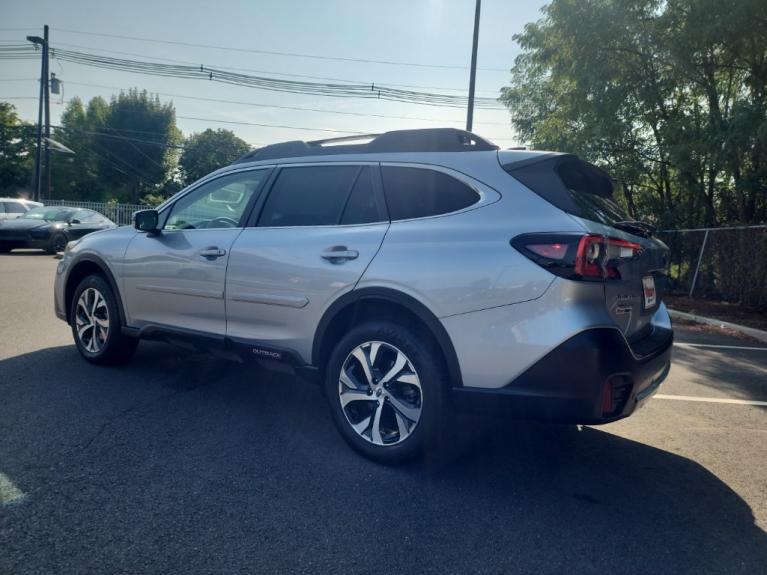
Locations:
502;152;669;343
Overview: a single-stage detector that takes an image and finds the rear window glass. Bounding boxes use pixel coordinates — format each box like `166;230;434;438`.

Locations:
505;156;629;226
381;167;479;221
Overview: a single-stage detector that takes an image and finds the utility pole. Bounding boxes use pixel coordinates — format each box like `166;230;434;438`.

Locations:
27;26;48;202
43;25;51;200
466;0;481;132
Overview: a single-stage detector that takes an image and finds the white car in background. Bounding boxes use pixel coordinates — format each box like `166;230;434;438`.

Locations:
0;198;44;221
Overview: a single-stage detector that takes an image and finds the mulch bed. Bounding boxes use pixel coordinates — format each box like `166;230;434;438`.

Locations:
664;294;767;333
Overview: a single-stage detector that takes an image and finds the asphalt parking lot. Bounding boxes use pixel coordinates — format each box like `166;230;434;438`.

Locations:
1;251;766;574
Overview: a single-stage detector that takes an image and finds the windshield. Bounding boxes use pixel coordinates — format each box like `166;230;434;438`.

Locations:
21;207;76;222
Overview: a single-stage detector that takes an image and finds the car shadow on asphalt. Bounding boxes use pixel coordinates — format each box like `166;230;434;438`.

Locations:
1;343;766;574
671;344;767;403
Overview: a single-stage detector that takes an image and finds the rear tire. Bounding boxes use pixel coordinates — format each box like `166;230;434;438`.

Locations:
324;321;448;464
70;274;138;365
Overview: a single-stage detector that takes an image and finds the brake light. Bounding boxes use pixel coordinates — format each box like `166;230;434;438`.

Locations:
511;233;643;281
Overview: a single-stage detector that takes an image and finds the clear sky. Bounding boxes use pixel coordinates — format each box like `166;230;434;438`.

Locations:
1;0;547;148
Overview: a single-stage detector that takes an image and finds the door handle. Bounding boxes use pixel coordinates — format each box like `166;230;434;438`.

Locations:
199;247;227;259
321;246;359;263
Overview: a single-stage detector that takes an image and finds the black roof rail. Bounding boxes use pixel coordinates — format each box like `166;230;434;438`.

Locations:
232;128;499;164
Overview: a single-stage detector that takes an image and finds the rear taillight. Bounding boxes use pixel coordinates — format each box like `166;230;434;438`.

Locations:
574;234;604;278
526;242;568;260
512;233;642;281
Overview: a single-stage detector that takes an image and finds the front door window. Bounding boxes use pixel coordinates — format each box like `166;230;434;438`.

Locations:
165;171;267;230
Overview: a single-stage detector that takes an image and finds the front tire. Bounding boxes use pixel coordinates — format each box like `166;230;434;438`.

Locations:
324;321;447;464
47;233;68;254
70;274;138;365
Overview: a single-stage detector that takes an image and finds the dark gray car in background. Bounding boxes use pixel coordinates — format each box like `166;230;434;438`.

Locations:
0;206;116;254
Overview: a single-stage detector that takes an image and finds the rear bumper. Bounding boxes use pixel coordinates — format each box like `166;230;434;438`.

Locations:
451;326;673;424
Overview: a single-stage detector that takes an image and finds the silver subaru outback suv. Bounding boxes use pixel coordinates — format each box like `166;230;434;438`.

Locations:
54;128;673;462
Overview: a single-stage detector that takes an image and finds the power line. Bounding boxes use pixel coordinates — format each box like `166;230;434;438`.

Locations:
57;124;265;147
53;41;502;96
55;125;183;148
54;27;509;72
0;44;39;59
104;123;167;170
175;116;363;135
57;131;134;179
4;44;505;108
63;80;509;126
57;48;504;108
46;46;503;108
2;109;518;143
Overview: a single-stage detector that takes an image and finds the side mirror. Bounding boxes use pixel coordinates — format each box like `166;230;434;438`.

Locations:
70;218;81;225
134;209;160;233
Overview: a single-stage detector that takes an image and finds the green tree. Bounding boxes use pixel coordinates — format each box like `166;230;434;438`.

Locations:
100;89;182;203
52;91;182;203
52;97;105;200
501;0;767;228
0;102;35;196
179;128;249;185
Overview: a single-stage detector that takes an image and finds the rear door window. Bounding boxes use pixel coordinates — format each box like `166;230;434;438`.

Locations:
380;166;480;221
259;165;376;227
340;167;383;225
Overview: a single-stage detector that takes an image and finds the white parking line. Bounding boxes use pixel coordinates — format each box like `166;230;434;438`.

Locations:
655;394;767;407
675;342;767;351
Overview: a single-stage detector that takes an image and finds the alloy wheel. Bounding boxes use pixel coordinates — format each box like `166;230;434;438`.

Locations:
338;341;422;446
75;288;110;353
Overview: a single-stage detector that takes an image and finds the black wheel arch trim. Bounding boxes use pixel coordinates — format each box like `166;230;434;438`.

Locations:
66;254;127;326
312;287;463;388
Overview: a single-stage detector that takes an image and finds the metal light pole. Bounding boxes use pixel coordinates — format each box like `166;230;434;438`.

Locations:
26;25;49;202
43;25;51;200
466;0;481;132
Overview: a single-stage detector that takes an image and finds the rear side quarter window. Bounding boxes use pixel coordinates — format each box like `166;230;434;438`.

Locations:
504;156;628;226
381;166;480;221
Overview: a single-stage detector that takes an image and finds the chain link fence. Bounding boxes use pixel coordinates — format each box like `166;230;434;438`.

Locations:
658;225;767;310
41;199;146;226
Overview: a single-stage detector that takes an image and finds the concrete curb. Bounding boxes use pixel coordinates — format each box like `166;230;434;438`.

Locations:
668;308;767;344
